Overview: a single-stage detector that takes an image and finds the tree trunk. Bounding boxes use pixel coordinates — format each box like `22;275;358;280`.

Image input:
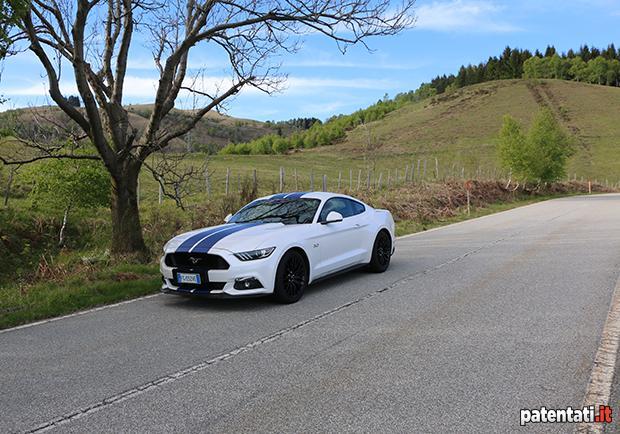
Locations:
110;166;148;258
59;204;71;247
4;167;15;207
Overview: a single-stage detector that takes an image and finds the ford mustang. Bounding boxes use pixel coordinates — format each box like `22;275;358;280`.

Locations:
160;192;395;303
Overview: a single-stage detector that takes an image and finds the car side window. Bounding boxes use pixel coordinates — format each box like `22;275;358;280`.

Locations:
348;199;366;216
318;198;365;221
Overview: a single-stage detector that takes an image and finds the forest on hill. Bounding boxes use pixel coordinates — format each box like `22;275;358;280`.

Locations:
430;44;620;93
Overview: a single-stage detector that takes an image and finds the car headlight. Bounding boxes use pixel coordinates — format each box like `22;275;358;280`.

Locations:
234;247;276;261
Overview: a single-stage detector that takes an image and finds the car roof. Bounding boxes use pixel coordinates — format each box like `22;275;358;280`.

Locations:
259;191;358;201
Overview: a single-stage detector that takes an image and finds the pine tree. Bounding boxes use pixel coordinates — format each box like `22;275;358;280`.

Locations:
544;45;557;57
580;45;591;62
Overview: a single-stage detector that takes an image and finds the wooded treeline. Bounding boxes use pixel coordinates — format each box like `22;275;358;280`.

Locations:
430;44;620;93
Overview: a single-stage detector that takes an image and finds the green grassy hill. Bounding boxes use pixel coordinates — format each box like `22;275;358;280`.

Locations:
313;79;620;182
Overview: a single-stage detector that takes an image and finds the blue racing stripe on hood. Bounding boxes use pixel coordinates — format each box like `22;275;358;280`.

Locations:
191;222;264;253
175;224;233;253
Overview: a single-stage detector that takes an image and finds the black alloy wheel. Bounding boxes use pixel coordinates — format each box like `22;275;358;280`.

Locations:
273;250;308;303
368;231;392;273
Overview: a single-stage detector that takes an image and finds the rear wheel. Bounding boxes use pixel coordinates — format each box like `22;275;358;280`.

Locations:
273;250;308;303
367;231;392;273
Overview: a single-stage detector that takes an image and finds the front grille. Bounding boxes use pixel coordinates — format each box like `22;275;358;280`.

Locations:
165;253;230;269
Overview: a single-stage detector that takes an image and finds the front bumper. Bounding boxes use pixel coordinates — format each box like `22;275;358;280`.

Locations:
159;248;279;297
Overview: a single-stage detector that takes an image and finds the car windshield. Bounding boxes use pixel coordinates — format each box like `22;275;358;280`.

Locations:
230;198;320;225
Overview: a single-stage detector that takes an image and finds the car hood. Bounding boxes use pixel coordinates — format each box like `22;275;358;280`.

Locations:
164;222;305;254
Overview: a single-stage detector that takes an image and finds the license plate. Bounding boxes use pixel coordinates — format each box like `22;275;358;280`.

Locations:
177;273;201;285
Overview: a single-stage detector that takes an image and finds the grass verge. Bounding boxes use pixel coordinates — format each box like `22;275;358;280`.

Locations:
394;194;566;236
0;264;160;330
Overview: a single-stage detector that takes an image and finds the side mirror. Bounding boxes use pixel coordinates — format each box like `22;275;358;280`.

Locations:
224;213;233;223
321;211;343;225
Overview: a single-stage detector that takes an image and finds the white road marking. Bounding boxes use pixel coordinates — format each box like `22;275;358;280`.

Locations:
576;273;620;433
0;294;161;335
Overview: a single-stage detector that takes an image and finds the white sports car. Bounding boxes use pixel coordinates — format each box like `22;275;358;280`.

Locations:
160;192;395;303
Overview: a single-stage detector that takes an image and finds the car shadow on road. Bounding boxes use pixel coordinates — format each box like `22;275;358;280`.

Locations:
159;268;369;313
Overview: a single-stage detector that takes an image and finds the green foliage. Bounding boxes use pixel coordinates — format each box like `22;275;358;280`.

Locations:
0;0;28;58
498;109;574;182
26;158;110;210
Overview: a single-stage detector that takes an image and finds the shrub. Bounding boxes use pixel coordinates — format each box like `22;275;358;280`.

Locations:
498;109;574;183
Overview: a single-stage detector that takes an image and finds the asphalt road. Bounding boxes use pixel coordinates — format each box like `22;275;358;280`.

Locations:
2;194;620;433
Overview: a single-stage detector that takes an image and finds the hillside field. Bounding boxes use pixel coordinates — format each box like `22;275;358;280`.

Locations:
314;79;620;183
2;79;620;207
145;79;620;203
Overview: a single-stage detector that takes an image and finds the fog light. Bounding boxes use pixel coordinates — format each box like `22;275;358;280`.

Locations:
234;277;263;290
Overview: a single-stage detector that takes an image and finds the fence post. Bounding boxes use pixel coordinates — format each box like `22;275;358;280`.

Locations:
467;189;471;216
338;171;342;191
253;168;258;192
377;172;383;189
417;159;421;182
279;167;284;192
387;170;391;188
366;170;371;190
357;169;362;190
158;182;163;205
225;167;230;195
435;157;439;179
423;159;427;179
404;165;408;184
322;174;327;192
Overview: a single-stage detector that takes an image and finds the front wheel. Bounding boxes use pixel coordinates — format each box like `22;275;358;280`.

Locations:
273;250;308;303
367;231;392;273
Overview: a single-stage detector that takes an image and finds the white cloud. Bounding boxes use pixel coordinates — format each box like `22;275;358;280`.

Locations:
283;77;399;95
302;101;350;115
2;74;396;102
415;0;521;33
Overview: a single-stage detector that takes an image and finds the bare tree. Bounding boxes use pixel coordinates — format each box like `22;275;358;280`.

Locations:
2;0;415;257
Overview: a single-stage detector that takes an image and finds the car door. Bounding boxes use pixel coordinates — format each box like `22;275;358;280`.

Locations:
312;197;367;277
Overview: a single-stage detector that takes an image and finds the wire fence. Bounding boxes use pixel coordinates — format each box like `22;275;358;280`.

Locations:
134;157;620;207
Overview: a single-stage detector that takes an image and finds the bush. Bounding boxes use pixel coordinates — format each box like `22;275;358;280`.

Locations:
498;109;574;182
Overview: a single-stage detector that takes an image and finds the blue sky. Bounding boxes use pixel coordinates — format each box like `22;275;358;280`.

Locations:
2;0;620;121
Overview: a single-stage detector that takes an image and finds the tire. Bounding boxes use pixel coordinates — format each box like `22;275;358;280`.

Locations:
367;231;392;273
273;250;308;304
